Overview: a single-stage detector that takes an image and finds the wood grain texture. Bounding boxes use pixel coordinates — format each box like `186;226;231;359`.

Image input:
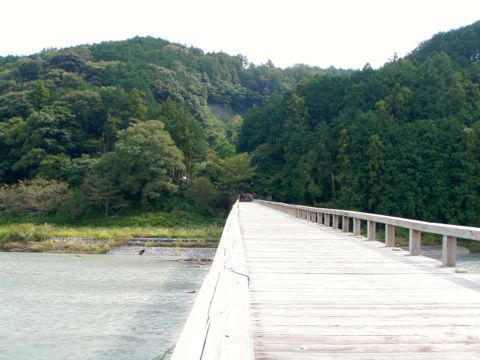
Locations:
172;201;253;360
243;202;480;360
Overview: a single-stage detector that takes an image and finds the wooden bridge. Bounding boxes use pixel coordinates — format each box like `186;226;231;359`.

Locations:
172;200;480;359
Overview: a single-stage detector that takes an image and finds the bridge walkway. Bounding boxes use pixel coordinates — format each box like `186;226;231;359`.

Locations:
240;202;480;359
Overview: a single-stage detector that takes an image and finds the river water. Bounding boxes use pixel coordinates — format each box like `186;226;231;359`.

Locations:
0;253;210;360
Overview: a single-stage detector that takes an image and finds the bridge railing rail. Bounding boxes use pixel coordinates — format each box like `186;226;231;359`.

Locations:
172;200;253;360
256;199;480;267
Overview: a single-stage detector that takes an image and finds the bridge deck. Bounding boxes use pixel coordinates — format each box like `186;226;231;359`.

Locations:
240;202;480;359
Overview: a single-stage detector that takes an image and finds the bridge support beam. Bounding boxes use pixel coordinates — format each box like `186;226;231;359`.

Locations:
367;221;376;241
353;218;361;235
385;224;395;247
442;235;457;267
409;229;422;255
342;216;350;232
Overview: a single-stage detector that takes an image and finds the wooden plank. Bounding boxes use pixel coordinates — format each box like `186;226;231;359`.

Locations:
172;201;253;360
243;202;480;360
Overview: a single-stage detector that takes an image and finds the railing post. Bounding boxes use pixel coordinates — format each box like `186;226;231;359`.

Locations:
342;216;349;232
333;215;339;229
409;229;421;255
367;221;376;241
442;235;457;267
385;224;395;247
325;214;331;227
317;213;323;225
353;218;361;235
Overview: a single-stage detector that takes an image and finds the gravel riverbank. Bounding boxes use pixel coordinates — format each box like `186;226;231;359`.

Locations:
107;246;217;259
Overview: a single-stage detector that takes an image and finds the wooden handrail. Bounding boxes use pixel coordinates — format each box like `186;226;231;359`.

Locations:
171;201;253;360
256;199;480;267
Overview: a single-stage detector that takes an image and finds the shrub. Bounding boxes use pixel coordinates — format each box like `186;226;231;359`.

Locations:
0;178;68;216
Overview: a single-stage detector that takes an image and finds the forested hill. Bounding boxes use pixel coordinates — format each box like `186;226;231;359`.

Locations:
0;37;340;218
239;20;480;226
408;20;480;67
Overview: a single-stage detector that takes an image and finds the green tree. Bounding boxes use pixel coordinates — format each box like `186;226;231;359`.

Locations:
160;98;207;174
280;93;318;203
99;120;185;203
127;88;147;120
335;128;363;208
82;171;123;217
209;153;256;192
366;134;384;212
30;81;49;110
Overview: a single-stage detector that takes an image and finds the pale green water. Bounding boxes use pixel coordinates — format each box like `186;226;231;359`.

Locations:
0;253;209;360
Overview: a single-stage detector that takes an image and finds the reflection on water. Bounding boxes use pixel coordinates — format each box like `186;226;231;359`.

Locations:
0;253;209;360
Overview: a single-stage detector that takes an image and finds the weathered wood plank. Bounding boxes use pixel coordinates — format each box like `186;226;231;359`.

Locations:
243;202;480;360
172;201;253;360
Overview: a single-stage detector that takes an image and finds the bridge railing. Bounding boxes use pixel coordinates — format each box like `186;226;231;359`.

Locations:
172;200;253;360
256;199;480;267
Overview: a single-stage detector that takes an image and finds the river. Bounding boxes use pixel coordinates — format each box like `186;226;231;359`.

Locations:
0;253;210;360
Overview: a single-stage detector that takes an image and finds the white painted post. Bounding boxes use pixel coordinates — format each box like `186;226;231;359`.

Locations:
325;214;331;227
342;216;349;232
333;215;339;229
385;224;395;247
442;235;457;267
367;221;376;241
317;212;322;225
353;218;361;236
409;229;421;256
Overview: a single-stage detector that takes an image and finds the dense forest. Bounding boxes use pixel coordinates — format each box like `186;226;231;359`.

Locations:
239;21;480;225
0;36;340;219
1;21;479;227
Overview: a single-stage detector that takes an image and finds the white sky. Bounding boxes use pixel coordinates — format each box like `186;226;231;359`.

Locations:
1;0;479;69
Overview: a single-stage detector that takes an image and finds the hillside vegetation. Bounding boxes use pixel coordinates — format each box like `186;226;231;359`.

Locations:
239;21;480;225
1;20;479;236
0;37;337;222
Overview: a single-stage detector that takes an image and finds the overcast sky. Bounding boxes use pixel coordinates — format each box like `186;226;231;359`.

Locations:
1;0;479;69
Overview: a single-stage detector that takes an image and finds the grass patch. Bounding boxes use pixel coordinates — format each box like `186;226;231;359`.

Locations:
0;209;224;253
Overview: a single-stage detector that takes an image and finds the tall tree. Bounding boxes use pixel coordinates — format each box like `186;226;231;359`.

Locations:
366;134;384;212
98;120;185;203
